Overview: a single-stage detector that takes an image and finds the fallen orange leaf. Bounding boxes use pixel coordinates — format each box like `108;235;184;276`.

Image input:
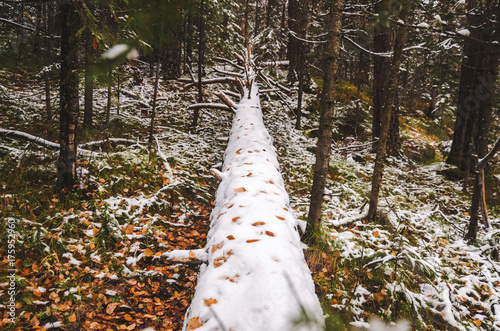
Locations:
144;248;153;257
187;317;203;330
204;298;218;306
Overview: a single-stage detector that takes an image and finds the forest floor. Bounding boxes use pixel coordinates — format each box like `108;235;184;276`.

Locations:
0;65;499;331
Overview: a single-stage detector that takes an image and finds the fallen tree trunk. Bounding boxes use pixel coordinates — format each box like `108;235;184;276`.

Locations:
0;129;137;152
0;129;59;149
167;66;323;330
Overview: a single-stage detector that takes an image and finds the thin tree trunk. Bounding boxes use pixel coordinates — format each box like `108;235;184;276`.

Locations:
372;0;391;144
106;69;112;126
191;0;205;128
254;0;260;37
466;137;500;240
83;28;94;130
367;2;409;221
149;58;161;143
305;0;345;238
58;1;80;188
116;68;120;115
45;72;51;121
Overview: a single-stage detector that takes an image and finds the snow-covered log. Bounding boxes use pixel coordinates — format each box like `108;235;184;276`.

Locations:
0;129;59;149
179;76;323;330
0;129;134;152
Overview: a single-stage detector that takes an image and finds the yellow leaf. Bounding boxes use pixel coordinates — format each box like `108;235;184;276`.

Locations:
373;230;380;237
144;248;153;257
204;298;218;306
276;216;285;220
189;250;197;259
89;243;95;250
99;178;106;183
234;187;246;193
68;313;77;322
473;320;481;327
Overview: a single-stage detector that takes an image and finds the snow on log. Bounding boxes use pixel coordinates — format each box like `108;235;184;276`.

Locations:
181;78;323;330
0;129;60;149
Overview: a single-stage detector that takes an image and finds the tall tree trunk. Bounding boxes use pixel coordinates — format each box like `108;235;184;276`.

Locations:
465;137;500;241
254;0;260;37
83;27;94;130
372;0;391;143
106;69;112;126
287;0;300;81
58;1;80;188
45;72;51;121
116;68;121;115
305;0;345;239
149;58;161;143
367;1;410;221
184;9;193;70
447;0;499;171
191;0;205;128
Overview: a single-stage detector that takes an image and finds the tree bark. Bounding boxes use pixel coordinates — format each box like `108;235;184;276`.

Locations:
372;0;400;155
45;72;51;121
191;0;205;128
305;0;345;238
149;58;161;144
447;0;500;171
83;27;94;130
466;137;500;240
367;1;410;221
58;1;80;188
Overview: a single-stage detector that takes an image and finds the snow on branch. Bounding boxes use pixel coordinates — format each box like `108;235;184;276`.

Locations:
215;91;238;111
187;103;232;112
213;56;244;70
0;17;35;31
184;77;237;89
213;67;245;78
0;128;59;149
